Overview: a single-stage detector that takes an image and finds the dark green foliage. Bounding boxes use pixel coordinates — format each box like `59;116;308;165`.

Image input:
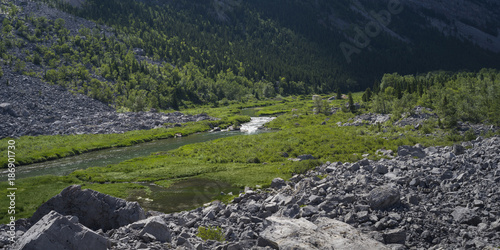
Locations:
348;92;356;113
370;70;500;126
20;0;498;110
362;88;372;102
246;157;261;163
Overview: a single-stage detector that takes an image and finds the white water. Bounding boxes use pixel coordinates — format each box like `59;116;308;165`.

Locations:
240;117;276;134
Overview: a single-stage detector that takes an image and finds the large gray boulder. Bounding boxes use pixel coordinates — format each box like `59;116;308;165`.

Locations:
368;185;401;210
30;185;146;231
259;216;390;250
138;216;171;243
270;177;286;189
13;211;110;250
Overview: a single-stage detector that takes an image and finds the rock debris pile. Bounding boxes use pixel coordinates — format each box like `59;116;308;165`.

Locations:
1;137;499;249
0;69;214;139
339;106;497;135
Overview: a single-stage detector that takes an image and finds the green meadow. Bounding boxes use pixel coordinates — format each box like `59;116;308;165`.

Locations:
1;93;477;223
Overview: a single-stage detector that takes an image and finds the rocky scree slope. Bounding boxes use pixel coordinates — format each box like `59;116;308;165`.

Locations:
1;136;499;249
0;67;214;139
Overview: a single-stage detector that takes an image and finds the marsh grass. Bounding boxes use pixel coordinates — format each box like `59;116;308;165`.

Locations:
0;94;473;224
0;116;250;168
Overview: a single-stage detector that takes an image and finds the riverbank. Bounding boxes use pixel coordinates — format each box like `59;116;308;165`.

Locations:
2;136;499;249
0;95;299;168
1;94;498;225
0;106;466;224
0;115;250;168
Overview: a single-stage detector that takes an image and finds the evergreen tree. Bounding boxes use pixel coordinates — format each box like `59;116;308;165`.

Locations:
348;92;356;113
362;87;372;102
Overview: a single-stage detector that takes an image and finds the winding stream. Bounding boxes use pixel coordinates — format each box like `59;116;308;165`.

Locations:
2;117;275;180
3;116;275;213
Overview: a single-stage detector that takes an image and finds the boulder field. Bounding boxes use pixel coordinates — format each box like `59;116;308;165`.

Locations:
1;136;499;249
0;68;215;139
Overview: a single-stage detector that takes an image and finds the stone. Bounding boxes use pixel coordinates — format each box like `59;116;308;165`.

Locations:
357;211;369;223
373;165;388;174
453;144;465;155
451;207;481;226
138;216;171;243
368;186;400;210
349;163;361;171
0;103;18;117
342;194;357;204
443;152;456;159
397;145;426;158
30;185;146;231
359;158;370;166
13;211;110;250
260;216;390;250
264;202;279;213
257;236;279;249
297;154;315;160
383;228;406;244
407;195;419;205
270;178;286;189
490;219;500;231
300;205;319;217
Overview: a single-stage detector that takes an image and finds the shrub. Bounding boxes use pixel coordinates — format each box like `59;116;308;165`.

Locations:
197;226;225;242
463;129;476;141
247;157;260;163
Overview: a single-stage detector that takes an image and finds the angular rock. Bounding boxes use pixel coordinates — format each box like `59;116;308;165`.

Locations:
373;165;388;174
270;178;286;189
453;144;465;155
451;207;481;226
30;185;146;231
138;216;171;243
13;211;110;250
368;186;400;210
383;228;406;244
0;103;18;117
490;219;500;231
397;145;426;158
260;216;390;250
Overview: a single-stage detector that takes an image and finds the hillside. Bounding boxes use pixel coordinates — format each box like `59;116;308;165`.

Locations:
0;0;499;111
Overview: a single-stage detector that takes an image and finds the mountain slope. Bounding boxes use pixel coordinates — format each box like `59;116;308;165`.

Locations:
0;0;499;112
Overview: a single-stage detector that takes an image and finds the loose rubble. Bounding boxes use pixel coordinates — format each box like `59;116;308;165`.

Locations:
0;68;215;139
1;136;499;249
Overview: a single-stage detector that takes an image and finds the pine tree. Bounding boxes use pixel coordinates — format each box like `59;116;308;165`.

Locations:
348;92;356;113
362;87;372;102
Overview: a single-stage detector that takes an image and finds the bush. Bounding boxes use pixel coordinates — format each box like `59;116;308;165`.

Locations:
246;157;260;163
197;226;225;242
463;129;476;141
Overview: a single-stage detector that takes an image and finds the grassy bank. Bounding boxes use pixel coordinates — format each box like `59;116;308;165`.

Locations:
0;116;250;168
2;93;495;224
0;95;305;168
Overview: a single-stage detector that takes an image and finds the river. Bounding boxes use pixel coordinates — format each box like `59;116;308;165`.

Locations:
3;116;275;214
1;117;275;179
